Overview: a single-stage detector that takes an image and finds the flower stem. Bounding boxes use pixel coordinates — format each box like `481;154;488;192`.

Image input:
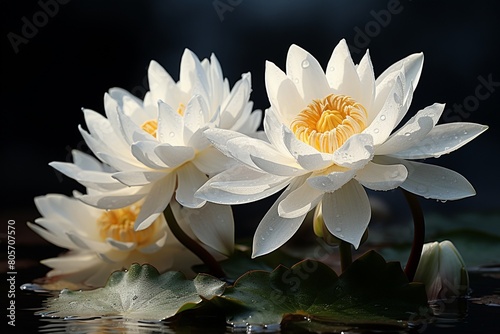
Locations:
164;204;225;278
339;241;352;272
401;189;425;282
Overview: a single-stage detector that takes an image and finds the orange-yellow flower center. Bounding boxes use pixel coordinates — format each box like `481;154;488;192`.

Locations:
290;94;368;153
141;103;186;138
97;204;160;246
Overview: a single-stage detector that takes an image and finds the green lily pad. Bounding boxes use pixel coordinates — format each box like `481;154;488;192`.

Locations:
39;263;226;321
217;251;428;329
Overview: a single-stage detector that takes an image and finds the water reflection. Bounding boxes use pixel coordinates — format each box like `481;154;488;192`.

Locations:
38;317;175;334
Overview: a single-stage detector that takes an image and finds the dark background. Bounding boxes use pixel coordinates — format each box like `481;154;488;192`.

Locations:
2;0;499;251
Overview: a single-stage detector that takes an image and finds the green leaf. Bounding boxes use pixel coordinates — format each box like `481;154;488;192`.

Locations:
217;251;428;329
39;263;226;321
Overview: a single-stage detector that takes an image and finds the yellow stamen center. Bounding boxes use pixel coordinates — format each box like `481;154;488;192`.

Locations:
97;204;160;246
290;94;368;153
141;103;186;138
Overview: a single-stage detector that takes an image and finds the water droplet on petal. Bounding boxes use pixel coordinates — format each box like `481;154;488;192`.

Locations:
404;132;411;137
329;66;335;72
293;78;299;84
169;132;175;137
380;115;386;121
301;60;310;68
374;128;380;134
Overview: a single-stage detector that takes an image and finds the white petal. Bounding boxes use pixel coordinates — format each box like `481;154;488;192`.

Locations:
263;108;290;154
227;136;291;171
278;181;323;219
390;123;488;159
322;180;371;248
176;163;207;209
148;60;181;107
49;162;125;192
355;162;407;191
332;133;374;169
219;73;251;129
183;94;210;140
171;201;234;256
204;128;257;168
192;146;235;176
398;160;476;200
265;61;305;127
376;103;445;155
154;144;195;168
364;74;405;145
286;44;331;102
28;222;74;249
326;39;362;101
131;141;169;169
117;109;154;145
196;165;290;205
71;150;104;171
376;52;424;92
252;176;308;258
134;175;175;230
77;189;146;210
179;49;209;96
157;101;184;145
307;165;356;192
112;170;167;186
106;238;136;251
356;49;376;111
282;126;333;170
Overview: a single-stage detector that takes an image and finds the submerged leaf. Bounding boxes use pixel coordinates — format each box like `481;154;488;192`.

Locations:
217;251;428;329
39;263;226;321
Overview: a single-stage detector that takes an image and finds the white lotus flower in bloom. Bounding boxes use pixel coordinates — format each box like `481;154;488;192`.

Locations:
50;50;262;255
197;39;487;257
28;194;203;288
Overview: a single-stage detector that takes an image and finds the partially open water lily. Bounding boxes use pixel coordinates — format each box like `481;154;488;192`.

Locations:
50;50;262;256
197;39;487;257
414;240;469;301
28;194;203;288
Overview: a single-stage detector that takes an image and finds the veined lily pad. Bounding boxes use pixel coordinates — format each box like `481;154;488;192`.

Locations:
217;251;429;329
39;263;226;321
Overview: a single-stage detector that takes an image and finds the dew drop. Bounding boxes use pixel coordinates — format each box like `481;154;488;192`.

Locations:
329;66;335;72
404;132;411;137
463;131;468;135
301;59;310;68
374;128;380;133
169;132;175;137
293;78;299;84
380;115;386;121
335;227;342;232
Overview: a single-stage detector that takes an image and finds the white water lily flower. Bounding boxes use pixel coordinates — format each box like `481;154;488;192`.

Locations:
28;193;205;288
414;240;469;301
197;39;487;257
50;50;262;255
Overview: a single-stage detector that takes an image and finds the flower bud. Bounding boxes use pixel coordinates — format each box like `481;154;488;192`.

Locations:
414;240;469;301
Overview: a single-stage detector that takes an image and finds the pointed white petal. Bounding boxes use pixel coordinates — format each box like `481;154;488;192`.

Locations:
179;48;209;96
286;44;331;102
282;126;333;170
196;166;290;205
390;123;488;159
399;160;476;200
376;52;424;91
106;238;136;251
148;60;181;107
219;73;251;129
326;39;362;101
134;175;175;230
171;201;234;256
355;162;407;191
322;180;371;248
192;146;235;176
157;100;184;145
77;190;146;210
112;170;167;186
364;74;405;145
131;141;169;169
278;181;323;219
176;163;207;209
265;61;306;127
307;166;356;192
252;176;308;258
356;49;376;111
376;103;445;155
154;144;195;168
332;133;374;169
49;161;125;191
